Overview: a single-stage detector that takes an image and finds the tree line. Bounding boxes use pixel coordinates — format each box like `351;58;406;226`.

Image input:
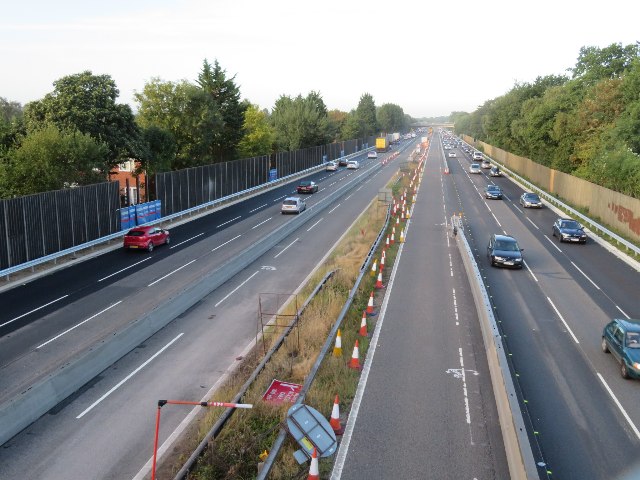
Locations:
0;60;412;198
454;42;640;199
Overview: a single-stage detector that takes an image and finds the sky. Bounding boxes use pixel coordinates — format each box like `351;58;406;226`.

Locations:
2;0;639;119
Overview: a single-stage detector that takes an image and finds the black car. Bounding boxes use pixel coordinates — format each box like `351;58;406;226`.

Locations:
485;184;503;200
489;166;502;177
297;180;318;194
487;234;524;268
520;192;543;208
552;218;587;244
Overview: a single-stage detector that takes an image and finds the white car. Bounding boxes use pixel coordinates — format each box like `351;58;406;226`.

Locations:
326;161;337;171
469;163;481;174
367;151;378;159
481;159;492;169
473;152;483;160
281;197;306;214
347;160;360;169
448;152;456;157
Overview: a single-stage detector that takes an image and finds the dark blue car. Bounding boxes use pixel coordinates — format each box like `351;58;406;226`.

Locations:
602;318;640;379
552;217;587;243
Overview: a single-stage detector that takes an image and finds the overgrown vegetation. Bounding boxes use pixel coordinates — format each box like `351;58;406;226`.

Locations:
454;42;640;198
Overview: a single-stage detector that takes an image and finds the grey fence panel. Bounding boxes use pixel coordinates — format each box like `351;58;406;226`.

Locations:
23;195;44;261
5;199;26;267
0;202;7;270
40;191;59;254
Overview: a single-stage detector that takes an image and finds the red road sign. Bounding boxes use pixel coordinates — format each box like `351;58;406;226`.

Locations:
262;379;302;404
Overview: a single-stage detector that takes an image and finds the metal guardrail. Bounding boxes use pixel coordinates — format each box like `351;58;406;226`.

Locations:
0;149;371;281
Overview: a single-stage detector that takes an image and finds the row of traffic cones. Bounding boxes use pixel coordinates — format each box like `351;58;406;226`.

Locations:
305;394;343;478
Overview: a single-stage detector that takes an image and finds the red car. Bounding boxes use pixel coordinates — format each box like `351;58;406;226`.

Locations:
123;226;170;252
297;180;318;194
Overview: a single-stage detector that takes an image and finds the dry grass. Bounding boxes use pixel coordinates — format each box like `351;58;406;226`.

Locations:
159;167;421;480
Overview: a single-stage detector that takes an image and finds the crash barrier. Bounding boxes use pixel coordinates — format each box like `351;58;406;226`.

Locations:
0;157;386;448
462;136;639;255
454;225;538;479
0;182;120;271
172;270;335;480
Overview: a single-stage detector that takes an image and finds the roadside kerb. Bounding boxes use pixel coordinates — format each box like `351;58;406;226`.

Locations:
455;226;539;479
0;158;384;447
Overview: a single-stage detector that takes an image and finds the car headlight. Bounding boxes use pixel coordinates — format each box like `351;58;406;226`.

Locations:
494;256;506;261
561;233;570;238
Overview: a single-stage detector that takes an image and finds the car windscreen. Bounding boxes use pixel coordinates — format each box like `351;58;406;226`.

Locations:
495;240;519;251
126;230;145;237
525;194;540;200
626;332;640;347
562;220;580;229
283;200;297;206
471;164;479;168
299;181;311;186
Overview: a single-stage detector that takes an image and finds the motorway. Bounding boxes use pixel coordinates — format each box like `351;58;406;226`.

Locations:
0;142;411;478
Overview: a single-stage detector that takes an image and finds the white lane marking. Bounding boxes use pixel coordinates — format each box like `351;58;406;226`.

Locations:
147;259;196;287
616;306;630;319
76;333;184;419
544;235;563;253
513;205;523;213
319;188;326;192
306;218;324;232
212;234;242;252
214;271;259;307
597;373;640;440
329;182;337;187
526;218;539;230
328;203;341;214
170;232;204;249
523;260;538;282
99;259;150;281
547;296;579;343
355;185;363;192
251;217;272;230
503;193;511;202
273;195;286;202
1;295;69;328
331;242;405;480
249;203;267;213
491;212;502;228
274;238;299;258
216;216;241;228
452;288;459;325
570;261;600;290
459;347;471;424
344;194;353;201
37;301;122;349
449;253;453;277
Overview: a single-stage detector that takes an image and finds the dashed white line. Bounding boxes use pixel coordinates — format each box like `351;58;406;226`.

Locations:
249;204;267;213
273;195;286;202
513;205;523;213
170;232;204;249
523;260;538;282
344;194;353;201
328;204;341;214
1;295;70;328
76;333;184;419
216;216;241;228
570;261;600;290
452;288;459;326
274;237;299;258
147;259;197;287
307;218;324;232
616;306;630;319
547;296;579;343
491;212;502;228
251;217;272;229
526;218;539;230
459;347;471;425
212;234;242;252
214;270;259;307
37;301;122;349
544;235;563;253
597;373;640;440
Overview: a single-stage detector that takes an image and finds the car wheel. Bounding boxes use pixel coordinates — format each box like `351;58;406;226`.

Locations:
621;362;630;379
601;338;610;353
165;236;170;245
147;242;154;252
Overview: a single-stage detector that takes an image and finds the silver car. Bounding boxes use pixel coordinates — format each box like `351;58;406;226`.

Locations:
281;197;306;214
469;163;481;174
520;192;543;208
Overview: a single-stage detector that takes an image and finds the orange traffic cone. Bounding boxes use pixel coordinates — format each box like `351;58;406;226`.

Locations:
333;329;343;357
370;259;377;277
385;235;390;248
400;228;405;243
359;311;368;336
308;447;319;480
329;395;344;435
366;292;374;314
348;340;362;370
375;271;383;289
396;216;400;225
379;255;385;272
390;232;395;245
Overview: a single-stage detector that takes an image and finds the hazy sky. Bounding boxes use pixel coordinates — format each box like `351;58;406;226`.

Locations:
2;0;639;118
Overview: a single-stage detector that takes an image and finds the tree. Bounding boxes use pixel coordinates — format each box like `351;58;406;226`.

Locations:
0;124;108;197
271;92;331;151
570;43;640;85
197;59;247;161
23;71;142;172
140;125;176;174
237;104;274;158
377;103;406;133
340;111;362;141
355;93;377;138
327;109;348;141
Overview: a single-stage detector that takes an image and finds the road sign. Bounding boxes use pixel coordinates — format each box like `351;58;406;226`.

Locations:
262;379;302;404
286;404;337;464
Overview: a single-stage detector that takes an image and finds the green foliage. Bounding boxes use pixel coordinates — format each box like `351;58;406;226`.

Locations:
140;125;176;174
236;104;274;158
0;124;108;197
455;42;640;198
23;71;142;171
271;92;331;151
376;103;407;133
355;93;377;137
